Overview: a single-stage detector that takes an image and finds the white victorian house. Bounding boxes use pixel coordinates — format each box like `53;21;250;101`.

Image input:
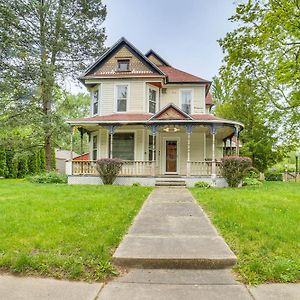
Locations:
66;37;243;186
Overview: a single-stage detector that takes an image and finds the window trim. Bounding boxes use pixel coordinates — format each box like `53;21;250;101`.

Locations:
148;85;159;114
114;83;130;113
116;59;130;72
91;85;101;116
91;132;99;160
179;88;194;115
107;129;137;160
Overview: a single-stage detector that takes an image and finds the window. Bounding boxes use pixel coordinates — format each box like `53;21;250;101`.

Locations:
92;135;97;160
116;85;128;112
111;133;134;160
117;59;130;71
148;135;156;161
92;90;99;115
181;90;192;114
149;88;157;114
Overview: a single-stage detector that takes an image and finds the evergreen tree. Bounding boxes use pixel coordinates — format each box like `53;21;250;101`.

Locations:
17;156;29;178
0;149;8;177
39;148;46;173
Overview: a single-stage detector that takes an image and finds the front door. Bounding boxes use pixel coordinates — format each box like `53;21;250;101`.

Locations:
166;141;177;173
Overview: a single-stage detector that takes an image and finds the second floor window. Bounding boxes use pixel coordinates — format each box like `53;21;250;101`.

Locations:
92;90;99;115
116;85;128;112
149;88;157;114
181;90;192;114
117;59;130;71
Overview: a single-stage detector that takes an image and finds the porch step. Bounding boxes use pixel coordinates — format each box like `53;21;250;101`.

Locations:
155;179;186;187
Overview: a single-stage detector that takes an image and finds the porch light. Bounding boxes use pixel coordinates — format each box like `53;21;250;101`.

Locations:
163;125;180;133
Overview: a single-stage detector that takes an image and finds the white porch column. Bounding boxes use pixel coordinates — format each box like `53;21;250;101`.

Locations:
210;125;217;186
150;124;158;177
234;125;240;156
186;124;193;176
103;125;117;159
69;126;75;175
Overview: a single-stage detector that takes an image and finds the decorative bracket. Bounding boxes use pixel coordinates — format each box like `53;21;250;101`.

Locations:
148;124;159;136
185;124;193;134
102;124;119;135
209;125;217;135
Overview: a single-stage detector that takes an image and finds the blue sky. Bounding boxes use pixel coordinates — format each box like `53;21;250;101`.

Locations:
69;0;237;93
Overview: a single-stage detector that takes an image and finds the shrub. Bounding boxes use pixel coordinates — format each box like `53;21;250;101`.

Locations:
221;156;252;187
132;182;141;187
96;158;123;185
194;181;211;189
242;177;262;186
265;171;283;181
27;172;67;184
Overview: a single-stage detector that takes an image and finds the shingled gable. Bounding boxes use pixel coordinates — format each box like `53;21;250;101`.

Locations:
80;37;165;80
150;103;193;120
145;49;171;67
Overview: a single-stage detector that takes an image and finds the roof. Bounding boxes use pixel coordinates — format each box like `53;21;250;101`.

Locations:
145;49;171;66
70;113;152;122
159;66;211;84
80;37;165;80
67;112;243;128
205;92;213;106
73;153;89;161
55;149;79;160
150;103;192;120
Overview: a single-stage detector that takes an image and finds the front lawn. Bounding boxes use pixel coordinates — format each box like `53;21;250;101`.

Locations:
0;179;152;281
191;182;300;284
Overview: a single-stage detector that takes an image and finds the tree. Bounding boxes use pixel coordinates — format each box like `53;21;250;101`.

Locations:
213;74;289;172
0;1;106;170
218;0;300;143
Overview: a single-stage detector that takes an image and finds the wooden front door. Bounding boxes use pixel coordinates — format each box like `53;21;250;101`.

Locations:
166;141;177;173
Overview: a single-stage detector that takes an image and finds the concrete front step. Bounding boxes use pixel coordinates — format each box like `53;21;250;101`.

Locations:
113;235;236;269
155;179;186;186
113;187;237;270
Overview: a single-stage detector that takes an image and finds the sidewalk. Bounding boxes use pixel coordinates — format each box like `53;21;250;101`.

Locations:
0;274;103;300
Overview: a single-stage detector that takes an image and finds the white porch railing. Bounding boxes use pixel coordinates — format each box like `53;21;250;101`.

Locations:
189;161;222;176
119;161;154;176
71;160;221;177
71;160;154;177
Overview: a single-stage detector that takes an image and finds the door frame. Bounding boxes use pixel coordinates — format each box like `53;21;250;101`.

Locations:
162;137;180;175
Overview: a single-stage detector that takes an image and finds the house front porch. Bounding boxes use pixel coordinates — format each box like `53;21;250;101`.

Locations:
66;115;242;186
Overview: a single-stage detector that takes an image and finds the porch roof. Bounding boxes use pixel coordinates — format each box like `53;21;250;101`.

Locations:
67;113;243;128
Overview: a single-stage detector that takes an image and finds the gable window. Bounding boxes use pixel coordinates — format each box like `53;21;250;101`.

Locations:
92;135;98;160
117;59;130;71
116;84;128;112
181;90;192;114
149;88;157;114
92;89;99;115
110;132;134;160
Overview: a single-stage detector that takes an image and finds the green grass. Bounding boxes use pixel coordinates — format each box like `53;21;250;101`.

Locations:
0;179;152;281
191;182;300;284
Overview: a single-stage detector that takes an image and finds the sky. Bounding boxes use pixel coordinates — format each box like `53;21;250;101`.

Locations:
68;0;237;93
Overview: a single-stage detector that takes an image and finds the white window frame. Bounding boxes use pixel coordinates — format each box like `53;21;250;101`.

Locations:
107;129;137;160
148;85;159;114
114;83;130;113
90;132;99;160
90;85;101;116
179;88;194;115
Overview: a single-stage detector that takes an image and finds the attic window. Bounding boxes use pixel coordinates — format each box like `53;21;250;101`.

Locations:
117;59;130;71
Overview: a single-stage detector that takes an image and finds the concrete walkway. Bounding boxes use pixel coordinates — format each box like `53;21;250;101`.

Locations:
99;187;250;299
113;187;236;269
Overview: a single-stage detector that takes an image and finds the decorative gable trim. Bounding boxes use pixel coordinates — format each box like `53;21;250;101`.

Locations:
80;37;165;79
145;49;171;67
150;103;193;120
